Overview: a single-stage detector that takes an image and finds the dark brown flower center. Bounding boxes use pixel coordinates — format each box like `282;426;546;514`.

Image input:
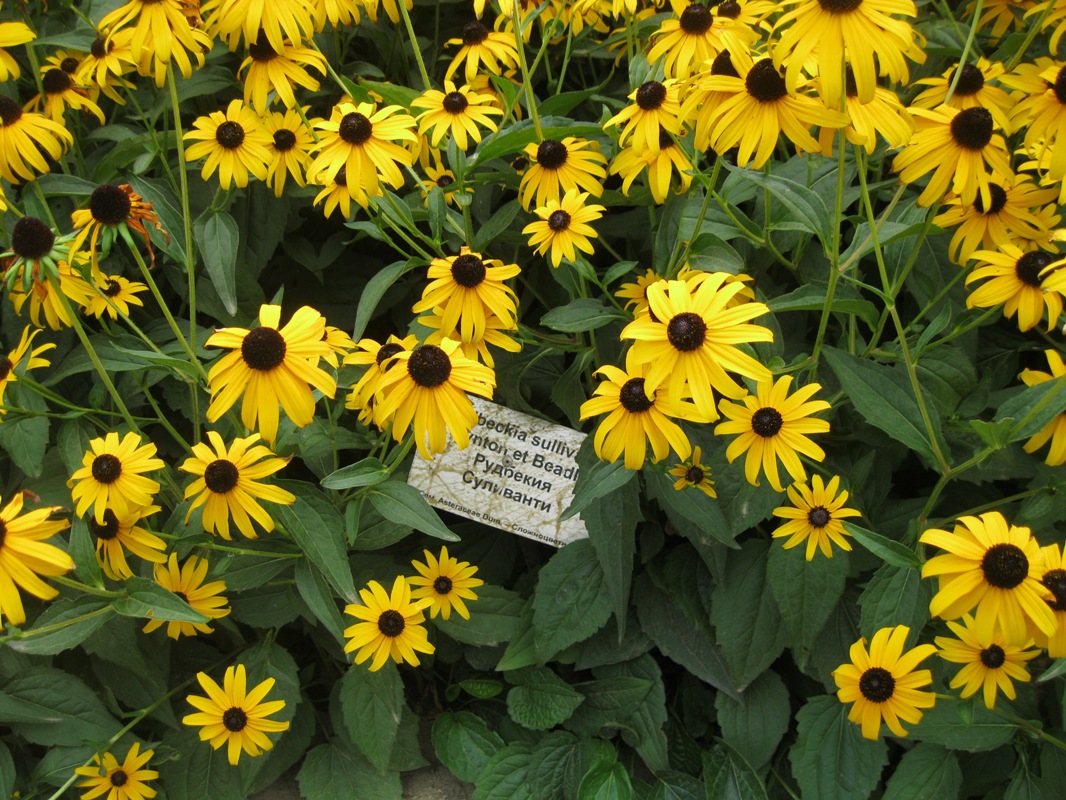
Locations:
378;608;405;636
1042;568;1066;611
685;466;704;483
536;139;568;170
248;30;278;61
710;49;739;78
819;0;863;12
1015;251;1053;287
973;183;1007;214
60;57;80;74
0;357;12;380
89;184;132;225
451;253;486;287
746;59;788;103
679;3;714;34
436;174;454;188
204;459;240;493
462;20;489;45
90;35;111;59
215;120;246;150
717;0;741;18
658;128;676;150
241;327;287;371
980;644;1006;669
0;95;22;125
88;509;121;541
109;770;128;787
339;112;373;145
103;279;123;297
547;210;571;231
173;590;188;603
335;165;348;187
91;454;123;484
407;345;452;387
222;707;248;731
844;66;858;98
666;312;707;351
433;576;453;594
636;81;667;111
858;666;895;702
1054;66;1066;105
375;342;404;369
619;377;654;412
272;129;297;151
949;107;993;151
42;68;73;94
11;217;56;260
981;543;1029;589
751;407;783;437
442;91;468;114
808;506;831;528
0;519;5;549
953;63;985;96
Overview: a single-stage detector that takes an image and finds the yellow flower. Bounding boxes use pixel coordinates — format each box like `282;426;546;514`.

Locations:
202;0;316;51
143;553;231;639
444;19;520;84
911;58;1013;132
0;95;73;184
518;137;607;210
344;334;418;426
238;31;326;112
668;445;717;498
609;127;693;204
25;66;105;125
71;183;168;272
1017;350;1066;466
833;625;937;740
68;432;165;525
87;506;167;581
75;28;138;105
85;274;148;320
0;13;34;82
412;80;503;151
1033;543;1066;656
605;80;683;157
0;491;73;627
411;247;520;342
75;742;158;800
965;244;1064;332
0;326;55;415
420;308;521;368
936;614;1039;709
772;475;860;560
816;68;913;157
182;664;290;764
263;107;319;198
183;99;273;190
343;576;435;670
100;0;212;87
523;188;605;268
409;546;484;620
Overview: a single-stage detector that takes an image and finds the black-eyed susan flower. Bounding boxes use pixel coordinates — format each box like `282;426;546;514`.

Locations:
444;19;520;84
75;742;158;800
669;445;717;498
772;0;923;106
695;49;848;169
0;326;54;414
322;325;355;368
313;166;364;217
238;31;325;112
68;432;165;525
969;0;1031;42
26;66;105;125
579;355;699;471
366;0;414;25
263;108;318;198
311;0;365;27
2;217;72;292
87;506;167;581
816;68;913;157
615;268;663;317
343;576;435;670
412;81;503;151
1017;350;1066;467
0;95;73;184
183;99;273;190
772;474;860;560
71;183;167;270
202;0;316;50
934;176;1059;265
681;49;743;153
411;248;519;342
0;10;34;82
180;432;296;540
1001;59;1066;203
604;80;683;157
965;245;1064;332
921;511;1057;644
205;304;336;445
620;275;773;421
0;491;73;627
936;614;1039;709
420;308;520;368
419;160;470;207
517;136;607;210
911;59;1013;131
8;258;96;331
100;0;212;87
1034;544;1066;656
144;553;231;638
715;376;831;492
85;274;149;320
409;546;484;620
183;664;290;765
647;1;761;80
1026;0;1066;52
307;101;416;203
374;339;496;458
833;625;937;740
76;28;138;105
523;188;605;268
344;334;418;425
610;127;693;204
892;105;1011;208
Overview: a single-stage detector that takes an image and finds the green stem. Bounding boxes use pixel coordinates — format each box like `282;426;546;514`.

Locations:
51;575;123;599
512;1;543;140
3;606;113;642
398;0;432;90
943;0;983;105
167;70;198;372
810;131;849;366
1005;2;1057;71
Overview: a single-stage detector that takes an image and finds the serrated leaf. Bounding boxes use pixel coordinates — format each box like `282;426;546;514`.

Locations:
532;540;612;659
911;697;1016;751
541;299;627;333
577;762;632;800
882;743;962;800
702;744;768;800
472;742;534;800
433;711;506;783
858;564;930;639
507;667;585;730
459;679;503;699
297;743;402;800
274;481;356;601
646;471;736;548
564;676;653;736
714;670;790;771
435;584;525;646
788;696;888;800
338;663;403;773
0;667;121;747
583;473;640;636
766;545;848;660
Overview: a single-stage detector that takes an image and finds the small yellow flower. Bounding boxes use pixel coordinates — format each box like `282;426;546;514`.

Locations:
409;546;484;620
936;614;1039;709
343;576;435;670
668;446;717;498
771;475;860;560
523;188;605;268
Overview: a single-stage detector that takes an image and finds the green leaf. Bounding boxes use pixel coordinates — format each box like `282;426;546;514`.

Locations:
562;453;636;521
193;209;240;315
1005;769;1056;800
0;407;49;477
365;481;459;541
435;584;525;646
0;666;121;747
538;86;603;117
714;670;790;772
471;118;604;167
294;560;346;644
321;458;389;490
297;743;402;800
709;541;787;689
882;744;962;800
911;697;1016;751
541;299;627;333
533;540;613;659
338;663;404;773
768;283;878;328
577;762;632;800
35;174;99;195
496;598;540;671
433;711;506;783
583;472;640;635
473;200;522;252
359;78;420;108
649;772;704;800
823;347;946;468
564;676;653;736
0;743;13;800
722;164;833;251
127;175;186;266
112;576;211;623
68;517;104;588
995;376;1066;443
599;655;669;773
844;522;923;569
858;564;930;640
473;742;535;800
525;732;581;800
459;679;504;699
9;597;113;656
702;744;769;800
159;728;248;800
507;667;585;730
351;260;415;341
274;481;356;601
766;545;849;660
788;696;888;800
646;471;736;548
